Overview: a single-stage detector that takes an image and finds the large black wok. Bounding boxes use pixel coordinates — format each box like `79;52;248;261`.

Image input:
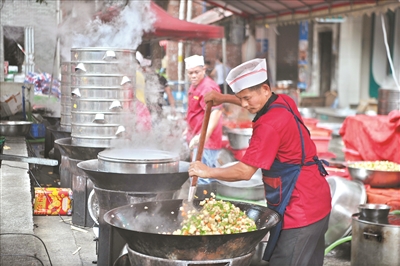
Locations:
77;159;189;192
104;199;280;261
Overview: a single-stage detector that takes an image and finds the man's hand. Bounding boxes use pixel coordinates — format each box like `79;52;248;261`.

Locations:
189;134;200;149
204;90;224;106
189;161;210;178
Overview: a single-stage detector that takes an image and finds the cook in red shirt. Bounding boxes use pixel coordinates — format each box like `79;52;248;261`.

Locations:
184;55;223;174
189;58;332;266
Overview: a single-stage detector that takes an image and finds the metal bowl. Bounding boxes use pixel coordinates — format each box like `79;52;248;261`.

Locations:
0;121;33;137
347;162;400;188
358;203;390;222
225;127;252;150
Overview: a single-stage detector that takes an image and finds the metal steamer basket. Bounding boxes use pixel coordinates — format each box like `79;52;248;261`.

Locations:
69;47;137;147
97;148;180;174
60;61;72;131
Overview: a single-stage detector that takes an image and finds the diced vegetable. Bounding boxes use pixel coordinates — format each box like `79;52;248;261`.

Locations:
349;161;400;171
173;195;257;235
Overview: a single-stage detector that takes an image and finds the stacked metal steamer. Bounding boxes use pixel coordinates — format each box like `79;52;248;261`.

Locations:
57;62;73;188
67;48;185;266
68;48;135;227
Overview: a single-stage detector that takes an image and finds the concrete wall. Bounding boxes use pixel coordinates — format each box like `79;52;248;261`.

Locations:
0;0;59;82
337;16;363;108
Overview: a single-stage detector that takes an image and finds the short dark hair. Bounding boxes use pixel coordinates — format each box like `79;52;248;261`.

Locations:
248;79;270;91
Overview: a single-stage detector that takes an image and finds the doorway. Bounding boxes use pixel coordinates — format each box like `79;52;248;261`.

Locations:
319;31;332;95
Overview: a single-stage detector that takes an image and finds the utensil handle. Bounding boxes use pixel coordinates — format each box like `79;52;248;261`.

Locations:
191;101;213;187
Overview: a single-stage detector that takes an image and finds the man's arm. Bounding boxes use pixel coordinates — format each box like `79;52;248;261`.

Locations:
204;90;241;106
205;109;222;141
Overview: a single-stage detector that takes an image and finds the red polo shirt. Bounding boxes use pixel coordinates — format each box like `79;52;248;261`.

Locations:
241;94;331;229
186;76;222;149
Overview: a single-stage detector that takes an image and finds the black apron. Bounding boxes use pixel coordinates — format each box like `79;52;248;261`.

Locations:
261;100;329;261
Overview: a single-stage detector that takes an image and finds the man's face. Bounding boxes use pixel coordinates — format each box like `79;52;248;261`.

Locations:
186;66;205;86
236;84;271;114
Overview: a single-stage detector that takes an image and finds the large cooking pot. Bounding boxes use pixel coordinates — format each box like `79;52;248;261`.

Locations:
97;148;180;174
104;199;281;261
351;212;400;266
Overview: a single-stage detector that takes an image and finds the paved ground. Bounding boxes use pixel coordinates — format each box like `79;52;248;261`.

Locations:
2;135;352;265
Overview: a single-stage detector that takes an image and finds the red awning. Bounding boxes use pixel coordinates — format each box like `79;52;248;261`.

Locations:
147;2;224;41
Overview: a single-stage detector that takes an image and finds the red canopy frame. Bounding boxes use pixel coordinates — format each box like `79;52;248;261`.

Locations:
147;2;224;41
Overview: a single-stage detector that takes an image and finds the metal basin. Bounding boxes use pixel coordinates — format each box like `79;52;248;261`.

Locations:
0;121;33;137
71;61;134;75
226;127;252;150
358;203;391;222
347;162;400;188
216;162;265;200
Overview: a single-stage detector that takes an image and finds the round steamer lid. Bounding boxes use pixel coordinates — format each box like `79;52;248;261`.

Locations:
98;148;179;163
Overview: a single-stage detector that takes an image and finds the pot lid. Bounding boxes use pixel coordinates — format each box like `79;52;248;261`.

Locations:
98;148;179;162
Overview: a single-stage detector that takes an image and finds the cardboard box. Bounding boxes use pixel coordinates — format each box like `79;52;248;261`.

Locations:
33;187;72;216
0;92;23;117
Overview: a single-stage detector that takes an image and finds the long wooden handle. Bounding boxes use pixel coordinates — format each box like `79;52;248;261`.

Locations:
191;101;213;187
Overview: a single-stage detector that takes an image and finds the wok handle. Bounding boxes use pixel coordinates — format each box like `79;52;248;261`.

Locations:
191;101;213;187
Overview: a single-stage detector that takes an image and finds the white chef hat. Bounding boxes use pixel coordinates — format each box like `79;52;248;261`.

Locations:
184;55;204;70
226;58;268;93
136;51;151;67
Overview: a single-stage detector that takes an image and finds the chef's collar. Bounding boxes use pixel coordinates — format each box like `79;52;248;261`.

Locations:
253;93;278;122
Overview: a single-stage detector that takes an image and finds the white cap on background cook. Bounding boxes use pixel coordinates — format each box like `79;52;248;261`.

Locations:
226;58;268;94
136;51;151;67
184;55;204;70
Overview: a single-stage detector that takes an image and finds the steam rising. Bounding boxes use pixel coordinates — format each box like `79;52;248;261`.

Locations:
58;0;187;157
59;0;156;61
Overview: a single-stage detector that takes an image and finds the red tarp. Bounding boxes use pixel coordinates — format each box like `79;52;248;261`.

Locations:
339;110;400;163
148;2;224;41
97;2;224;41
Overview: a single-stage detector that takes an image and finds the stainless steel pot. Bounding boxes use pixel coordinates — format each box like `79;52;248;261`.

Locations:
226;127;253;150
351;213;400;266
325;176;367;247
97;148;180;174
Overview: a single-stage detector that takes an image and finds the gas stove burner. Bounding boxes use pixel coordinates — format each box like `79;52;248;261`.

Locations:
127;246;255;266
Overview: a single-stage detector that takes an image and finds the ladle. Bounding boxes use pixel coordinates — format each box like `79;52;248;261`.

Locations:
188;101;212;202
